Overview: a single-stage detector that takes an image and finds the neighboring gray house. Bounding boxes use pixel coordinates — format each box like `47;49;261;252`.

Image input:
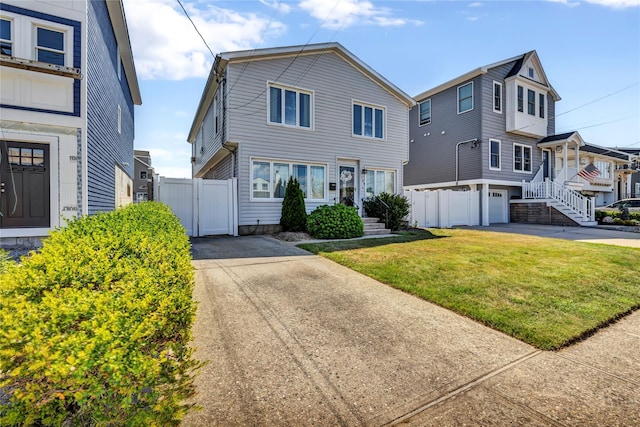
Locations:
404;50;632;226
1;0;141;246
188;42;415;235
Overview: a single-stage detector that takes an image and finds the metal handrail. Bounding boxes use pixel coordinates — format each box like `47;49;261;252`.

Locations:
375;195;390;228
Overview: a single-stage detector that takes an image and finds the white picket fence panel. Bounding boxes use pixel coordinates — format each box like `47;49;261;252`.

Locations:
404;189;480;228
156;177;238;237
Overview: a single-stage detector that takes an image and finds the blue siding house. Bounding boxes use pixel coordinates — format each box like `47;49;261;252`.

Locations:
404;51;632;226
0;0;141;245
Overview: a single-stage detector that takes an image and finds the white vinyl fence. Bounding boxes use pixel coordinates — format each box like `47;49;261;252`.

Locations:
156;177;238;237
404;189;480;228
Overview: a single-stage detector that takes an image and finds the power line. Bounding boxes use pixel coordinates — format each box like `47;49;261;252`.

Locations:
556;82;639;118
176;0;216;60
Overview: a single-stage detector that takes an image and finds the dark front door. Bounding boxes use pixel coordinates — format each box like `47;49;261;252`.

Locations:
1;141;50;228
542;149;551;180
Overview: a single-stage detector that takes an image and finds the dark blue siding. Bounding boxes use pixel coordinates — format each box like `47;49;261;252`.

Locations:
0;3;81;116
86;0;135;214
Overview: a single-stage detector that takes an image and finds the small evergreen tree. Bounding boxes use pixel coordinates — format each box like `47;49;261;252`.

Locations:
280;178;307;232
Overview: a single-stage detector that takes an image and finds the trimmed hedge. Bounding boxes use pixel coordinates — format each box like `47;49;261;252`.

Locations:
280;178;307;232
306;204;363;239
0;202;199;426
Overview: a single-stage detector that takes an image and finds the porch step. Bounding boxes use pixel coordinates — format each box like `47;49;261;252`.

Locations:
547;200;597;227
362;217;392;236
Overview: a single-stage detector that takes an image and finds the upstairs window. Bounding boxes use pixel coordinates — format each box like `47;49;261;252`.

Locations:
517;85;524;112
1;18;12;56
457;82;473;114
140;171;147;180
527;89;535;115
36;26;65;66
419;99;431;126
514;143;532;173
539;93;545;118
268;84;312;129
493;81;502;113
490;139;501;170
353;102;384;139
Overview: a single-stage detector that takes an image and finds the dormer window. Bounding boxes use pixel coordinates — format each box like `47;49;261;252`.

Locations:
528;67;534;78
527;89;535;115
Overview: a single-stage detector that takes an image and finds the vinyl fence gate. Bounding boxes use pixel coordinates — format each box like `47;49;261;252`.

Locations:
156;177;238;237
404;189;480;228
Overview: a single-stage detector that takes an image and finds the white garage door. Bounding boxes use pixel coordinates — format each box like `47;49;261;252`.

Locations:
489;190;508;224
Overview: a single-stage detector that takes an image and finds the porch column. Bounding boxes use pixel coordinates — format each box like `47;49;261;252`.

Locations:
563;142;568;182
482;184;490;226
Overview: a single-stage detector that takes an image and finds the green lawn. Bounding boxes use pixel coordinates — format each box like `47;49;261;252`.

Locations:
299;229;640;350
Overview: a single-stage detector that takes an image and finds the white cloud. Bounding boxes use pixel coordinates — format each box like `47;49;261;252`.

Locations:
298;0;422;29
546;0;639;7
123;0;286;80
259;0;292;13
468;2;484;7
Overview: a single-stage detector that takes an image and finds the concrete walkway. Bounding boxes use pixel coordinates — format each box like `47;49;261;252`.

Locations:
183;235;640;426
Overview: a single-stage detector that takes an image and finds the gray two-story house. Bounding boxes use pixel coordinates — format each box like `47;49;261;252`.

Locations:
188;42;415;235
404;50;632;226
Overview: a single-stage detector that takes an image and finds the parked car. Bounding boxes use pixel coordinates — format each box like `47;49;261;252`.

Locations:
596;198;640;212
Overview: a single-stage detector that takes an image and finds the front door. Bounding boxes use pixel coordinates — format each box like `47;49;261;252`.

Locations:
542;149;551;180
338;164;357;207
0;141;50;228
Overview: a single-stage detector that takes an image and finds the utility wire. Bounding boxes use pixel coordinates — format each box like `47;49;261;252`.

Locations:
556;82;639;118
176;0;216;60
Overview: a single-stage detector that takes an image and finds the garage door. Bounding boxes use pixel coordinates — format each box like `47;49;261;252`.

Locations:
489;190;508;224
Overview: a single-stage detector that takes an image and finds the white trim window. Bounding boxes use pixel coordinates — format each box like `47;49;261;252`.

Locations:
1;18;12;56
353;101;385;139
489;139;501;170
251;159;326;201
268;83;313;129
513;143;532;173
419;99;431;126
364;169;396;198
493;81;502;113
594;160;611;179
457;81;473;114
527;89;535;116
539;93;545;119
517;85;524;113
35;25;65;66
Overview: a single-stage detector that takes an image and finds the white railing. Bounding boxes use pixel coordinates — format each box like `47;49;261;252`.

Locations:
531;164;544;183
522;179;595;223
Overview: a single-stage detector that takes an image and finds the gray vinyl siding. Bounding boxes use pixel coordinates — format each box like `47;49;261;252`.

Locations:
203;152;234;180
86;0;135;214
194;83;224;175
225;52;410;226
405;76;482;186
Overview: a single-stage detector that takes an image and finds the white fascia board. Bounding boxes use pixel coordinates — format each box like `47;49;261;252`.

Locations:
403;178;526;191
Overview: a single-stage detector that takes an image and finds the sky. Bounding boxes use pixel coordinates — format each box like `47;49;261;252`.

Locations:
122;0;640;179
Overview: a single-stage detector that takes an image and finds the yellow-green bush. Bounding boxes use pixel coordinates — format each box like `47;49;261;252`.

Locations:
0;202;199;426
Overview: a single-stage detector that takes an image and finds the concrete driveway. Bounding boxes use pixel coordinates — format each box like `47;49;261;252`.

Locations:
183;235;640;426
465;223;640;248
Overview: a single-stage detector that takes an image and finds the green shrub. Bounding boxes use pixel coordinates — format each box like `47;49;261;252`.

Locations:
306;204;364;239
596;209;640;224
0;202;199;426
0;249;13;274
280;178;307;232
362;192;410;231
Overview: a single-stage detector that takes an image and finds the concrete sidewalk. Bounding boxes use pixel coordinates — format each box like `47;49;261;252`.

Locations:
183;235;640;426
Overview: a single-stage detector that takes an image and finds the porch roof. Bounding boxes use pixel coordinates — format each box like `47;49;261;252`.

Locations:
537;131;584;148
579;144;631;161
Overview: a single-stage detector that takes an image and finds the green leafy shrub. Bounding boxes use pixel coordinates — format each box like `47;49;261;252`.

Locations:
0;202;199;426
306;204;364;239
280;178;307;232
596;209;640;224
0;249;13;274
362;192;410;231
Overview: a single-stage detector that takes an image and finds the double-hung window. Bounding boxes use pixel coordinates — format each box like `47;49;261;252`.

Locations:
268;84;312;129
419;99;431;126
539;93;545;118
36;26;65;66
527;89;535;116
457;82;473;114
513;143;532;173
252;160;325;200
517;85;524;112
1;18;12;56
493;81;502;113
353;102;384;139
364;169;395;198
489;139;501;170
